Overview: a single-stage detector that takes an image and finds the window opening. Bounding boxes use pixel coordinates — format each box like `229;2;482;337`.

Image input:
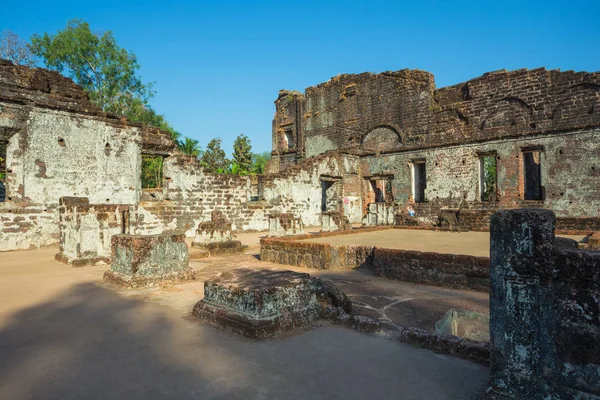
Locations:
523;150;543;200
479;154;497;201
141;155;164;189
284;130;294;150
412;161;426;203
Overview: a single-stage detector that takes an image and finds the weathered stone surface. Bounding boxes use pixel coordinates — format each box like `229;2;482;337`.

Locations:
486;209;600;399
321;211;351;232
193;268;379;338
191;210;247;255
271;67;600;231
260;229;490;291
103;233;194;288
400;327;490;365
55;197;132;267
268;212;304;236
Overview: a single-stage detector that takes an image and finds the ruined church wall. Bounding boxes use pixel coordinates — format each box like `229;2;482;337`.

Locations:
0;203;58;251
133;155;271;237
363;128;600;223
5;107;142;205
260;153;363;226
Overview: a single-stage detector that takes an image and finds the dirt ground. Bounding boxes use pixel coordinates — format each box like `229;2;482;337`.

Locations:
0;232;492;399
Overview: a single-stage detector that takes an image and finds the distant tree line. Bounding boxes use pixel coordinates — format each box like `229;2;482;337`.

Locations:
0;22;270;188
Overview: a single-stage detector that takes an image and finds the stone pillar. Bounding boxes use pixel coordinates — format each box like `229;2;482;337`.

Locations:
488;209;554;398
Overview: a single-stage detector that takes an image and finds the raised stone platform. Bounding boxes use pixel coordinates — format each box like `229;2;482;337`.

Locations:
193;268;380;338
103;233;194;288
191;210;246;256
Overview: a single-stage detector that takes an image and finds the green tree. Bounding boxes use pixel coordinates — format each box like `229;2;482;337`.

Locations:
141;155;163;189
30;19;154;120
232;134;252;174
200;138;229;173
251;151;271;174
482;156;497;201
0;30;38;67
178;137;202;158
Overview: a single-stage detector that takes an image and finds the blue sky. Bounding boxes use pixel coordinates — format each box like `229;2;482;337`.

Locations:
2;0;599;154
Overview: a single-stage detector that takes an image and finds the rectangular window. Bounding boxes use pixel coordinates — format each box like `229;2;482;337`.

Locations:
412;160;426;203
321;179;341;212
0;140;6;202
479;153;497;201
523;150;543;200
141;155;164;189
284;130;294;150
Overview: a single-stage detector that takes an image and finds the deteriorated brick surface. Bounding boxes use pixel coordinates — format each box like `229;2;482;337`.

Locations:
104;233;194;288
272;67;600;230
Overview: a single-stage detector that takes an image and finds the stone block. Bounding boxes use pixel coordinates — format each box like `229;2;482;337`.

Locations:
103;233;194;288
268;213;304;237
191;210;247;255
193;268;379;338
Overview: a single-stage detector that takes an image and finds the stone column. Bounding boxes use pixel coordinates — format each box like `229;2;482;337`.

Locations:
488;209;555;398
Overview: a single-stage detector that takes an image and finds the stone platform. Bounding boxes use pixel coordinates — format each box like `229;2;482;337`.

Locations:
191;210;247;256
103;233;195;288
193;268;379;338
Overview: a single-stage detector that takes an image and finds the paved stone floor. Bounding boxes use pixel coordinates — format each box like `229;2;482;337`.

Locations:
0;237;490;399
299;229;586;257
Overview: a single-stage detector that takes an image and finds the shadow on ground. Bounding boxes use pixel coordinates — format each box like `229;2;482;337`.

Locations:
0;281;489;400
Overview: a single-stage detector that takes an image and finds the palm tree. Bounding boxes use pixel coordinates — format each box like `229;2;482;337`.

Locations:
178;137;201;158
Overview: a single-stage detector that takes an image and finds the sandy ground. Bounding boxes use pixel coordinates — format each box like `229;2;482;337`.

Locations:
299;229;586;257
0;234;491;399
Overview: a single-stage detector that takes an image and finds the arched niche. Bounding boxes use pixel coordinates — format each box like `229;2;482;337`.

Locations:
362;126;401;153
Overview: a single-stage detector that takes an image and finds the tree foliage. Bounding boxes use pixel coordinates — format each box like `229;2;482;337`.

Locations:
200;138;229;172
141;155;163;189
178;137;202;158
251;151;271;174
0;30;37;67
232;134;252;174
481;155;497;201
30;20;154;119
29;20;186;144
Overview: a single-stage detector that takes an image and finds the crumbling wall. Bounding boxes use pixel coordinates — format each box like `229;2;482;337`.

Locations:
487;209;599;399
0;203;57;251
8;108;142;205
364;128;600;221
0;60;174;251
260;152;362;226
133;154;270;236
272;67;600;229
55;197;133;266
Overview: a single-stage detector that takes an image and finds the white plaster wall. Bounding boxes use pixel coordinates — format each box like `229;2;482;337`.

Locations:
0;205;58;251
17;109;141;205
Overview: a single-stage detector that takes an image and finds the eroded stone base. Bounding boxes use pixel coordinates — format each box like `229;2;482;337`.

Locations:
55;252;109;267
191;240;247;256
103;268;196;289
192;268;380;338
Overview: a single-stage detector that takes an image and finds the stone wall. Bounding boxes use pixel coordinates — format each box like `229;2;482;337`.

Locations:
55;197;132;266
272;67;600;229
0;202;57;251
260;228;490;292
0;60;174;251
487;209;599;399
